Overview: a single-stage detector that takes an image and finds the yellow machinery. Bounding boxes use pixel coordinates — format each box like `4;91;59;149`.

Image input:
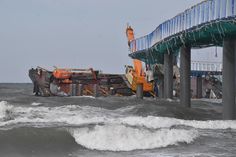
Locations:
125;25;153;93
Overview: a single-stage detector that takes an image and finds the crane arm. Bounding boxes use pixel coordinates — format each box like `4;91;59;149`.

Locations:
126;26;143;77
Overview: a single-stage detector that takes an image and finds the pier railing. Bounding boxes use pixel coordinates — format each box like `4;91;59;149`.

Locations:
130;0;236;52
191;61;222;72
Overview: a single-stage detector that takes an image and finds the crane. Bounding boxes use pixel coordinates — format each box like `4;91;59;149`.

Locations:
125;25;153;94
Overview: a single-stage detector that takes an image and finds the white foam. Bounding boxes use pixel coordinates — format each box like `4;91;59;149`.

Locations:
166;98;173;102
1;101;236;151
1;102;236;131
70;124;198;151
0;101;13;119
31;102;42;106
78;96;95;99
200;98;222;104
120;116;236;130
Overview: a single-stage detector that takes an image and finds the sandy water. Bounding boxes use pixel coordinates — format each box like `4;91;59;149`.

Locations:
0;83;235;157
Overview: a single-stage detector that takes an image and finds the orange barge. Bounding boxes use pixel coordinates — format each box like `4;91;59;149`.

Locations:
29;67;133;97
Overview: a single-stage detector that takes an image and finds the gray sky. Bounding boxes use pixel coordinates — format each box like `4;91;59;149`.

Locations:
0;0;200;82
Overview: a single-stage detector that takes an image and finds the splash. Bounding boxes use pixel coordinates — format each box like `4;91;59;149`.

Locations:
0;101;13;120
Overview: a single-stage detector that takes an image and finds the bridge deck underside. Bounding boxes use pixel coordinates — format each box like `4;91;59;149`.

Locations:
129;18;236;65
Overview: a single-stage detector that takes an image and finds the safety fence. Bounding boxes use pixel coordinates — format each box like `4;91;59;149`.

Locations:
191;60;222;72
130;0;236;52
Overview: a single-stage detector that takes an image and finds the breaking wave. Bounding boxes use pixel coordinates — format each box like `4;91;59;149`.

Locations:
1;100;236;130
1;100;236;151
70;125;198;151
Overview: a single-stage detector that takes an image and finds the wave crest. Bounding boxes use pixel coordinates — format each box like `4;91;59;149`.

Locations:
70;124;198;151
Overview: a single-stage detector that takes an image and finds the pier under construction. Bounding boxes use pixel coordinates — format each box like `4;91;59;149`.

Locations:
128;0;236;120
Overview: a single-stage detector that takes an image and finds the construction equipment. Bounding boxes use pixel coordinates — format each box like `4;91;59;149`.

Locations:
29;67;133;97
125;25;153;94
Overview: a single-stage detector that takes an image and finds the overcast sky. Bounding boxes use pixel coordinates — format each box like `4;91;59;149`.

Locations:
0;0;207;82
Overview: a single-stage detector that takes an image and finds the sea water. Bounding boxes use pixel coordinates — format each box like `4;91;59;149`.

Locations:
0;83;235;157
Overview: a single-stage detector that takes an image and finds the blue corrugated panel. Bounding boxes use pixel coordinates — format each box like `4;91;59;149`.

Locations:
221;0;227;18
226;0;233;17
215;0;221;19
200;2;205;23
205;1;210;22
187;10;191;29
233;0;236;15
179;14;183;32
130;0;235;53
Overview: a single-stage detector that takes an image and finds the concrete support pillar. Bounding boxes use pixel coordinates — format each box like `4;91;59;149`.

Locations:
93;84;99;97
78;84;83;96
235;49;236;104
222;39;236;120
196;76;202;99
136;84;143;99
164;53;173;99
71;84;77;96
180;45;191;107
159;78;164;98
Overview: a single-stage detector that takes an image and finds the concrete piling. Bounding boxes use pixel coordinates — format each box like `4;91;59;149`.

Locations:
164;53;173;99
78;84;83;96
222;39;236;120
136;83;143;99
71;84;77;96
159;78;164;98
196;76;202;99
93;84;99;97
180;45;191;107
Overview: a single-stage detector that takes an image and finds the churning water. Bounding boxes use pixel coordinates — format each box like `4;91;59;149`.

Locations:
0;83;235;157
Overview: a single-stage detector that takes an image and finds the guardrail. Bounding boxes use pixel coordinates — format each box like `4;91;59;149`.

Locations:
191;61;222;71
130;0;236;52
